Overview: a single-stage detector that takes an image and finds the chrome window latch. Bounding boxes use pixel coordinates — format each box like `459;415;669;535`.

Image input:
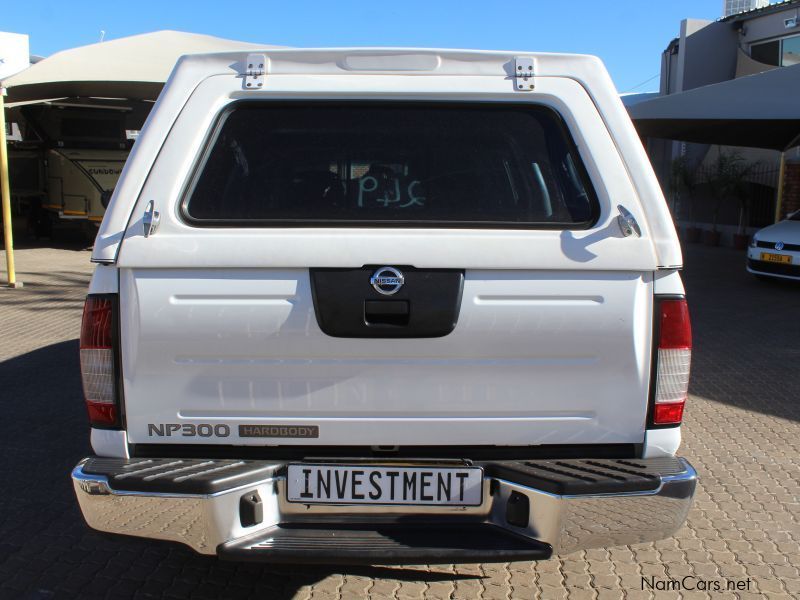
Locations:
617;205;642;238
514;57;535;91
143;200;160;238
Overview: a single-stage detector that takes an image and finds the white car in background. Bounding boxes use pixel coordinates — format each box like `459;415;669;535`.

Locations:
747;211;800;281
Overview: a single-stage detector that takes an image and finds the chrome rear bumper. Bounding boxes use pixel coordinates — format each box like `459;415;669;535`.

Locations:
72;457;696;562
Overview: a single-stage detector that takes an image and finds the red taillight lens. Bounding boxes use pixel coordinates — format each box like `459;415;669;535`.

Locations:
659;300;692;350
80;297;113;348
654;402;685;425
80;296;119;427
653;298;692;426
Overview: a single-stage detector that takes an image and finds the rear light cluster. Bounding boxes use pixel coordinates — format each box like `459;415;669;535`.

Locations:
652;298;692;426
80;295;121;427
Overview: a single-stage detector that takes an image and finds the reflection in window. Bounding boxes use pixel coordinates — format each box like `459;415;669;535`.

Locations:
185;104;598;228
782;36;800;66
750;34;800;67
751;40;780;65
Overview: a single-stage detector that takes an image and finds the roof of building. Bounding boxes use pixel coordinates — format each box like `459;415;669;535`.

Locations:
721;0;800;22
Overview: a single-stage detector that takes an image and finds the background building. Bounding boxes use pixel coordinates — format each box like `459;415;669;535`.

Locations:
724;0;770;18
629;0;800;246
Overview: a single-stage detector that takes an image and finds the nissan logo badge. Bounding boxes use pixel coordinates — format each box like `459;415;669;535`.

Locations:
370;266;405;295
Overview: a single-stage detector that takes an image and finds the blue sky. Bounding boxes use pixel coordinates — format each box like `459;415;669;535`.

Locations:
5;0;732;92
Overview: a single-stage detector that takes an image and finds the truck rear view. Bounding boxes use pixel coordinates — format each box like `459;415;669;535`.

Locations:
72;48;696;563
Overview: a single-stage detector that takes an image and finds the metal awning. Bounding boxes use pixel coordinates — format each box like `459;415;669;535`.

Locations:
1;30;283;287
627;64;800;151
1;30;281;103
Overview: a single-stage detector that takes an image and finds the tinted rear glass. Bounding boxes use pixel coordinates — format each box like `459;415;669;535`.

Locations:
184;103;598;228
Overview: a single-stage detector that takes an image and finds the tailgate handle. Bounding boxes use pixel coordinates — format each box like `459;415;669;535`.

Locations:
364;300;410;327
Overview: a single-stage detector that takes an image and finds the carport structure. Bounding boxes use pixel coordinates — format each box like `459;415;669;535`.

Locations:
627;63;800;223
1;30;277;287
629;62;800;151
2;30;273;103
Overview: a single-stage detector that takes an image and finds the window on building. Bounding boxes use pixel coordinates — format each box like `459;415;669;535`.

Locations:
750;34;800;67
782;36;800;66
750;40;780;65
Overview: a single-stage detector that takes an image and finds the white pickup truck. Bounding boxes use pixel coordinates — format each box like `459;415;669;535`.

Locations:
72;48;696;564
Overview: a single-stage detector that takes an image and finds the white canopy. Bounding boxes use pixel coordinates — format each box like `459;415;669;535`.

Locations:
2;30;280;102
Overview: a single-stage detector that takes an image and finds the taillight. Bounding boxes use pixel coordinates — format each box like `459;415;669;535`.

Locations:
653;298;692;426
80;295;120;428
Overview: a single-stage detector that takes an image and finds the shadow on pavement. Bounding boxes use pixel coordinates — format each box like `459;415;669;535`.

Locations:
2;243;796;597
682;243;800;422
0;341;481;598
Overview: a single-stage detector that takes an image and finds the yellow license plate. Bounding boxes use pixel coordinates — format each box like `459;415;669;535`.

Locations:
760;252;792;264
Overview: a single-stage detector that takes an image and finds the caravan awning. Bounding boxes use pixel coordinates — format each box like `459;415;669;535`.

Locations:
627;63;800;151
1;31;280;103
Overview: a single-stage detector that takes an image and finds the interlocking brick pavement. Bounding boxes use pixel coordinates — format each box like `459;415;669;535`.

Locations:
0;241;798;599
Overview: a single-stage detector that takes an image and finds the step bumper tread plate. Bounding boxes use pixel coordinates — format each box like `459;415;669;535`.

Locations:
481;456;688;495
219;524;552;564
80;457;281;495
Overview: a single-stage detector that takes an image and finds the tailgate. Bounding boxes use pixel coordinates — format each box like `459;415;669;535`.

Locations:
120;267;652;445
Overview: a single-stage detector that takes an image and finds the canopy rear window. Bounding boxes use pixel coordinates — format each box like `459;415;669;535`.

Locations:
183;103;598;228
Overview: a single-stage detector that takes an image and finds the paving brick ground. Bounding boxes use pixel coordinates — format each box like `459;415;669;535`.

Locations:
0;241;798;599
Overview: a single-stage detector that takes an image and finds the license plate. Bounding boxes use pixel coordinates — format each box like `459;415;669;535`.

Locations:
760;252;792;264
286;464;483;506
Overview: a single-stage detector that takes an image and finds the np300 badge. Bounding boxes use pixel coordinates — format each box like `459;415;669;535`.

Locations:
370;266;405;295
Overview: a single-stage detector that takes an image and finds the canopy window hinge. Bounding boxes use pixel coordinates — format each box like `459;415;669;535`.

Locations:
244;54;267;89
514;57;535;91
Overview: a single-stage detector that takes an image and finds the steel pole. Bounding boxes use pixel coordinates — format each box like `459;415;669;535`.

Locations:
0;87;21;288
775;152;786;224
